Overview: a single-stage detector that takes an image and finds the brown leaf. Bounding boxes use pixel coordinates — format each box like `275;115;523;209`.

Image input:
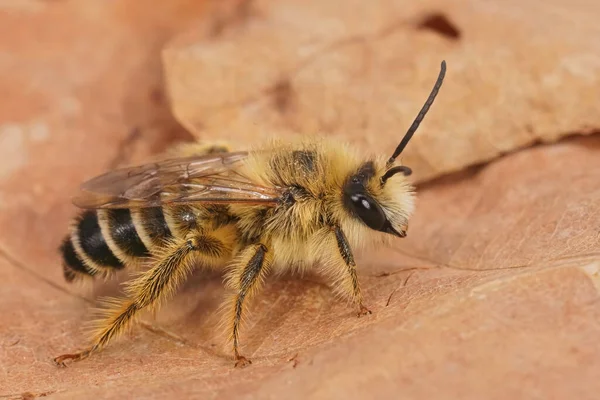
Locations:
1;0;600;399
163;0;600;183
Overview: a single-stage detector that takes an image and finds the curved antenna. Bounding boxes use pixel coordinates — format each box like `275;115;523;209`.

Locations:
386;60;446;168
381;165;412;185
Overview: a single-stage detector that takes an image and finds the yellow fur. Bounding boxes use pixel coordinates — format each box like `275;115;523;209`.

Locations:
55;137;416;367
56;60;447;367
235;137;414;267
55;136;417;368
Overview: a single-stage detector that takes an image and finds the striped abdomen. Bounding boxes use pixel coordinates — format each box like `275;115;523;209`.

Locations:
60;207;173;282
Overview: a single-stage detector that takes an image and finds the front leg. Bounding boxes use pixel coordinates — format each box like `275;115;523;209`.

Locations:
224;243;273;368
315;226;372;316
333;226;372;316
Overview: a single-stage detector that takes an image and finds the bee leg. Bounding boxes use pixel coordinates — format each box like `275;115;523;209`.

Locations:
53;234;221;366
333;226;372;317
53;348;93;367
226;243;272;368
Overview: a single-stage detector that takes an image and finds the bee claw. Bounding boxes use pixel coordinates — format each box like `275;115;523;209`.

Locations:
53;355;74;368
234;355;252;368
53;349;92;367
357;304;372;317
53;358;67;368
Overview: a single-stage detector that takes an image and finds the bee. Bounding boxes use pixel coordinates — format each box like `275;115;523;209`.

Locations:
54;61;446;368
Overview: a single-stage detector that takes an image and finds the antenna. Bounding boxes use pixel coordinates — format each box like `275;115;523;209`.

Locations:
386;60;446;168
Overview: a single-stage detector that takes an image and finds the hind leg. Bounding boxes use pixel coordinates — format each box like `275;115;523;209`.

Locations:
54;233;228;366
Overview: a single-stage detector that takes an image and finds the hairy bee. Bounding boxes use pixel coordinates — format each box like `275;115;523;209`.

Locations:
54;61;446;368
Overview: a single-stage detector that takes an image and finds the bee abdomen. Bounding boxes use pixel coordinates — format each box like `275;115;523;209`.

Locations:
62;210;124;281
98;209;151;261
131;207;173;251
59;235;96;282
61;207;174;282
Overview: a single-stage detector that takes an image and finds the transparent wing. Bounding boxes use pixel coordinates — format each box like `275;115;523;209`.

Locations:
73;151;283;209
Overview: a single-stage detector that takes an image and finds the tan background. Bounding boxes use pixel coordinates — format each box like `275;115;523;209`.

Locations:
1;0;599;399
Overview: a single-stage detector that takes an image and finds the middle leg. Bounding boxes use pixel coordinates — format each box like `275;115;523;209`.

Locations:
224;243;273;367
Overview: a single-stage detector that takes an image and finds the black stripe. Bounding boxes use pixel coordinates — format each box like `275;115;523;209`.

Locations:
141;207;172;244
107;209;150;258
59;236;96;281
77;210;124;269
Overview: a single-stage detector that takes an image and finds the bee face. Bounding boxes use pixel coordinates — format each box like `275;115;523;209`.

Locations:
342;160;413;238
339;61;446;240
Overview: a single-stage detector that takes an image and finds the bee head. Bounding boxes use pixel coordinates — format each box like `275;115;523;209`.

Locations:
343;161;411;237
342;61;446;238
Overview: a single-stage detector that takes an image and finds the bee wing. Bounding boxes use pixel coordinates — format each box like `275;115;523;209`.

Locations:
73;151;283;209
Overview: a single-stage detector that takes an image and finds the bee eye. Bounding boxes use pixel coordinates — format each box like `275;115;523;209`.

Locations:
347;193;387;231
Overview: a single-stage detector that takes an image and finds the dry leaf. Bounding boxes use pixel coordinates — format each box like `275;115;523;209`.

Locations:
1;0;599;399
163;0;600;183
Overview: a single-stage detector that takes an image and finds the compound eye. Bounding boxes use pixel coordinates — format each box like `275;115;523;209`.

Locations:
349;193;387;231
